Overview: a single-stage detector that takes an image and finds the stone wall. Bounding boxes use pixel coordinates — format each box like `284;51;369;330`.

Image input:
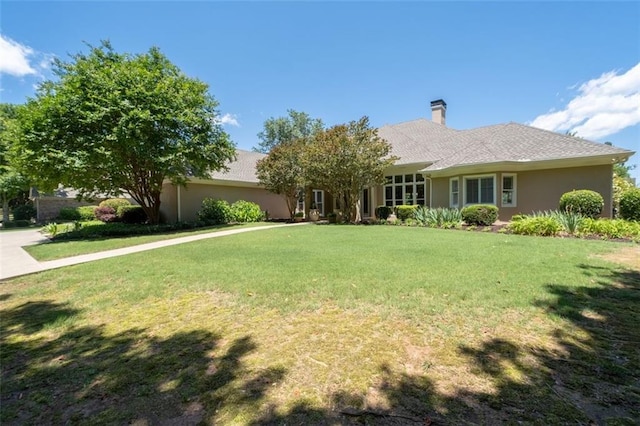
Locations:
35;197;104;222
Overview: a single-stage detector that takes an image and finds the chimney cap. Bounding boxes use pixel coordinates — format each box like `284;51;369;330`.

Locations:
430;99;447;108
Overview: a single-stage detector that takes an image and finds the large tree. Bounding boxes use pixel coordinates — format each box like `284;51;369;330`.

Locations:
304;116;397;222
254;110;323;154
255;139;306;220
15;41;235;224
0;104;29;224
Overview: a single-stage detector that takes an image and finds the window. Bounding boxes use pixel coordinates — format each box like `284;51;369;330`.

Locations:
463;175;495;205
450;178;459;207
502;174;516;207
384;174;426;207
296;189;305;214
312;189;324;215
362;188;370;216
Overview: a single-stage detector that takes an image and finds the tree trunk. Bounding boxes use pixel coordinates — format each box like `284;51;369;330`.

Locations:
2;194;9;224
285;194;296;221
354;196;362;223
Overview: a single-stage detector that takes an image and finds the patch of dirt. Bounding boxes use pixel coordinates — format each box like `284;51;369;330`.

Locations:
596;246;640;269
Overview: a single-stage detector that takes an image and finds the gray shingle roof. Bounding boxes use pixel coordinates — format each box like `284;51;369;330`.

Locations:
209;149;265;183
209;120;634;184
377;119;634;172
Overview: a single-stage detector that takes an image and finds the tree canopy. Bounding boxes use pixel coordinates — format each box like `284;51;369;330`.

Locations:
304;116;397;222
254;110;323;154
255;139;306;220
0;103;29;223
14;41;235;224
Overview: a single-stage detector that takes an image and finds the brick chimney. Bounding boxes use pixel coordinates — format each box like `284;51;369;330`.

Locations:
430;99;447;126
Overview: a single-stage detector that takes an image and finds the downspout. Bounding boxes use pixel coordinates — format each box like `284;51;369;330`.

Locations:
177;185;182;222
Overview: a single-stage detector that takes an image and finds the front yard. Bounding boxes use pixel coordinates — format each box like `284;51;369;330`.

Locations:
1;226;638;424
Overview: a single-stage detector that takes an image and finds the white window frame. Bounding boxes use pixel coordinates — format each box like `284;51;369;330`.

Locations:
501;173;517;207
312;189;324;215
383;174;426;207
463;174;496;206
449;177;459;208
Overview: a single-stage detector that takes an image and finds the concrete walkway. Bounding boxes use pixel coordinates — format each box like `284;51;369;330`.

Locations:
0;223;306;281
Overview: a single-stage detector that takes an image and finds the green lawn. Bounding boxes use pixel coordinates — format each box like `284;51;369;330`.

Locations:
2;225;638;424
24;221;274;261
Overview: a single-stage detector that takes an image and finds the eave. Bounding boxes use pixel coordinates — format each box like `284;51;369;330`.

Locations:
420;152;635;178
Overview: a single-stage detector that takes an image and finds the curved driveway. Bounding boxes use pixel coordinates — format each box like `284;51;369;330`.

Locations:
1;223;305;281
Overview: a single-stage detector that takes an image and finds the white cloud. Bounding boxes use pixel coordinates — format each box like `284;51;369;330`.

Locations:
530;63;640;140
0;34;36;76
217;113;240;127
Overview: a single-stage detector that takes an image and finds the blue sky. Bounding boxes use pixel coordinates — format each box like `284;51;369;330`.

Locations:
1;1;639;181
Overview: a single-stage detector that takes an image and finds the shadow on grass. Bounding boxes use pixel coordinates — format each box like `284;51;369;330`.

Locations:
0;300;283;425
252;264;640;425
3;264;638;424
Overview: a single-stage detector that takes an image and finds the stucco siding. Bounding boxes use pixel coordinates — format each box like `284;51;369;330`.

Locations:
508;165;613;219
428;165;614;221
160;182;289;223
431;178;452;209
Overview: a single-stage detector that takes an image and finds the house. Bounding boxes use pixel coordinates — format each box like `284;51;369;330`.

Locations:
30;186;109;222
160;150;290;222
160;99;635;222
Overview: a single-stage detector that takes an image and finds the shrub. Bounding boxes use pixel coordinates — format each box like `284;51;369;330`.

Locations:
2;221;17;229
230;200;263;223
552;210;584;235
579;218;640;240
510;214;527;222
395;205;418;221
619;188;640;222
14;219;31;228
461;204;498;226
77;206;98;221
116;205;148;224
375;205;393;220
414;206;462;228
58;207;81;221
13;203;36;221
198;198;232;224
95;206;118;223
42;222;59;237
559;190;604;219
99;198;131;210
507;216;562;236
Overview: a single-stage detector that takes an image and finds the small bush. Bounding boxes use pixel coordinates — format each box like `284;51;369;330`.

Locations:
559;190;604;219
230;200;263;223
42;222;59;237
198;198;232;224
510;214;527;222
619;188;640;222
58;207;81;221
2;221;18;229
375;205;393;220
76;206;98;221
14;219;31;227
579;218;640;239
13;204;36;221
552;210;584;235
116;205;148;224
95;206;118;223
414;206;462;228
99;198;131;210
395;205;418;221
461;204;498;226
507;216;562;236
